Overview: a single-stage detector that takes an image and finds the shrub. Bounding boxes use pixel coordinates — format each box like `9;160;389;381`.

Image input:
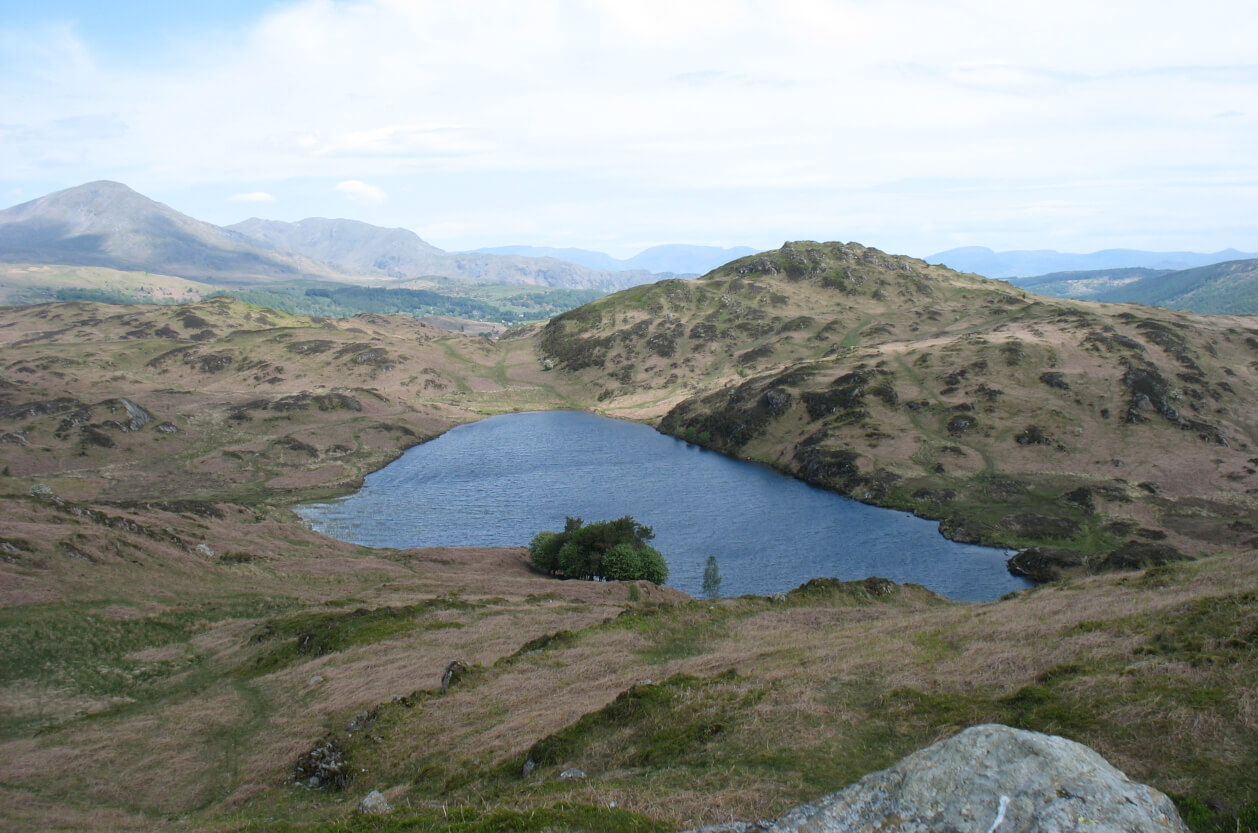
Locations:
527;530;563;572
528;516;668;584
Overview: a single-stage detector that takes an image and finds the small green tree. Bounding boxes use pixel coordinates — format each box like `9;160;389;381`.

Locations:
702;554;722;599
527;530;561;571
527;516;668;584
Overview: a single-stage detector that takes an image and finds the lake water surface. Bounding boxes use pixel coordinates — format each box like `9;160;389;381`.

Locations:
295;410;1030;601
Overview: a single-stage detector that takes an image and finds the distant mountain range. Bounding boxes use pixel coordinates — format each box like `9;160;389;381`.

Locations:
927;246;1258;279
228;218;665;290
0;180;342;284
1012;259;1258;315
0;182;724;291
469;244;757;275
5;182;1255;307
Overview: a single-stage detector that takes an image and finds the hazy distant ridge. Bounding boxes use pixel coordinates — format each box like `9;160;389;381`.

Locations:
471;243;758;276
928;245;1258;278
0;181;680;291
226;217;663;290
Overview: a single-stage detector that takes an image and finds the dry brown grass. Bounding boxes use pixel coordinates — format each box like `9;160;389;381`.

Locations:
3;292;1257;831
1;501;1255;831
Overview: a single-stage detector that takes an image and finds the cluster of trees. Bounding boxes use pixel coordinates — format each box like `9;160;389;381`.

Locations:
529;516;668;584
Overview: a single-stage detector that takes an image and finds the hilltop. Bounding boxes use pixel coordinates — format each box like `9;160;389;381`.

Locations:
532;241;1258;571
0;181;344;284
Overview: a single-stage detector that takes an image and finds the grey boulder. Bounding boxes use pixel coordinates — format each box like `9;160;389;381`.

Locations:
679;724;1187;833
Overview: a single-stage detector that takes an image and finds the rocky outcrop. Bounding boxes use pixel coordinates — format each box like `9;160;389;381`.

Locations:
1006;547;1086;582
677;724;1188;833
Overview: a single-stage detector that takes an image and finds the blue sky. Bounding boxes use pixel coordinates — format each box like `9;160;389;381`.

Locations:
1;0;1255;258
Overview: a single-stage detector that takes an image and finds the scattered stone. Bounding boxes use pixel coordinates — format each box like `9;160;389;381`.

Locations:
156;422;179;433
357;789;391;815
441;660;468;693
674;724;1189;833
558;767;586;780
346;709;376;733
294;735;351;790
105;398;153;432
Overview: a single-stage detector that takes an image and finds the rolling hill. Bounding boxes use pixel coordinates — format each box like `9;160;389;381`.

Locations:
528;241;1258;566
4;237;1258;832
1;281;1256;831
1015;259;1258;315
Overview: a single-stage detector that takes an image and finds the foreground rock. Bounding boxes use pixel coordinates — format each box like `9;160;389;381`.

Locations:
679;724;1188;833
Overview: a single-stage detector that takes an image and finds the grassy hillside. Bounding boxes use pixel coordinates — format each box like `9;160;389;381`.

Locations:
1094;258;1258;314
1;262;1257;832
0;496;1254;832
0;296;587;506
0;264;605;327
533;241;1258;568
1016;259;1258;315
0;263;208;306
1012;266;1172;299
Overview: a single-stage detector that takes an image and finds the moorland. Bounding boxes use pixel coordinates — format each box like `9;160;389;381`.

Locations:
1;240;1256;832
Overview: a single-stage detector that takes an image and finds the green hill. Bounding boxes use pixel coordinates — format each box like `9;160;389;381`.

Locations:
1016;259;1258;315
534;241;1258;561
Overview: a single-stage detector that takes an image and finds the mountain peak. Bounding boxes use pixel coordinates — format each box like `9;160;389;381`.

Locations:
0;180;339;282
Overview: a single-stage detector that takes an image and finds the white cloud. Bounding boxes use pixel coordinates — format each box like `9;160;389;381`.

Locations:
334;179;388;204
1;0;1255;253
229;191;276;202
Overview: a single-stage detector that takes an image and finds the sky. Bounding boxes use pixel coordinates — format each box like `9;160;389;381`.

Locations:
1;0;1255;259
